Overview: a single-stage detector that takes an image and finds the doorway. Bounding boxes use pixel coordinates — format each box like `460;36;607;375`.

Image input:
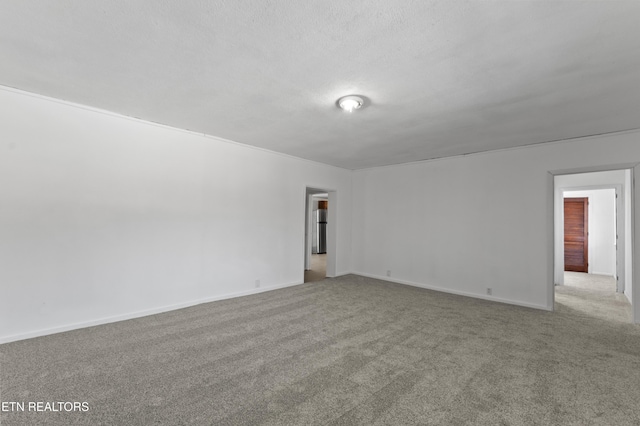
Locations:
552;168;634;322
304;187;337;282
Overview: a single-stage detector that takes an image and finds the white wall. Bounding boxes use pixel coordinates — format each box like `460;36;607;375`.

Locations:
351;130;640;320
563;189;616;276
0;87;352;343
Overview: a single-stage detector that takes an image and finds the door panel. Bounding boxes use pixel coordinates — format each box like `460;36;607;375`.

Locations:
564;198;588;272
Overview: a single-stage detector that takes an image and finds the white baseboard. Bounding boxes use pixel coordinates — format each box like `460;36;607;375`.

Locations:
351;271;551;311
1;272;551;344
0;280;304;344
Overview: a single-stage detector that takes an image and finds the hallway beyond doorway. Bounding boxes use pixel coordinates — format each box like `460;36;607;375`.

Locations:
556;272;631;322
564;271;615;292
304;254;326;283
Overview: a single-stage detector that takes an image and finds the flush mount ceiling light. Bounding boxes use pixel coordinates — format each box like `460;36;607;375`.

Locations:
337;95;364;112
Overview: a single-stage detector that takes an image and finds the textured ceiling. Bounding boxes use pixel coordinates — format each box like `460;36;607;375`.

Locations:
1;1;639;169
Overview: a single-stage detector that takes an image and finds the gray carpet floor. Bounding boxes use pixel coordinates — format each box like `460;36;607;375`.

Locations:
1;274;639;425
563;271;616;292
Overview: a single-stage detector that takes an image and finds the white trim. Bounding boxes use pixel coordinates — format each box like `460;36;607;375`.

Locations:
633;165;640;324
4;85;640;173
304;193;314;270
547;172;555;310
352;272;550;311
0;84;349;173
327;191;338;277
549;163;639;324
0;280;305;344
550;163;640;177
354;130;640;172
303;185;338;279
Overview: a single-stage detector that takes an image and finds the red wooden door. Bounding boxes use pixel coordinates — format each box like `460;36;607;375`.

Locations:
564;198;588;272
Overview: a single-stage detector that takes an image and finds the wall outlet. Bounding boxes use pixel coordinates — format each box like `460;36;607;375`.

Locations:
386;270;391;277
486;287;492;295
255;280;260;288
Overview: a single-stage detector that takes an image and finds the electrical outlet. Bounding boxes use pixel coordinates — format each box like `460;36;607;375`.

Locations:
255;280;260;288
486;287;492;296
386;270;391;277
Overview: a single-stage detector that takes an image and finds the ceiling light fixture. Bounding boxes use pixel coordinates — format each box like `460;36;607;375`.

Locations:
337;95;364;112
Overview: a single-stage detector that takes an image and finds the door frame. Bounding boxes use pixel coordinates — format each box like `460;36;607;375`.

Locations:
304;186;337;278
548;163;639;324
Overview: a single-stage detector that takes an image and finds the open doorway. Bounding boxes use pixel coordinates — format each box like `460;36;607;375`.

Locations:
553;169;633;322
304;187;337;283
306;194;327;282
